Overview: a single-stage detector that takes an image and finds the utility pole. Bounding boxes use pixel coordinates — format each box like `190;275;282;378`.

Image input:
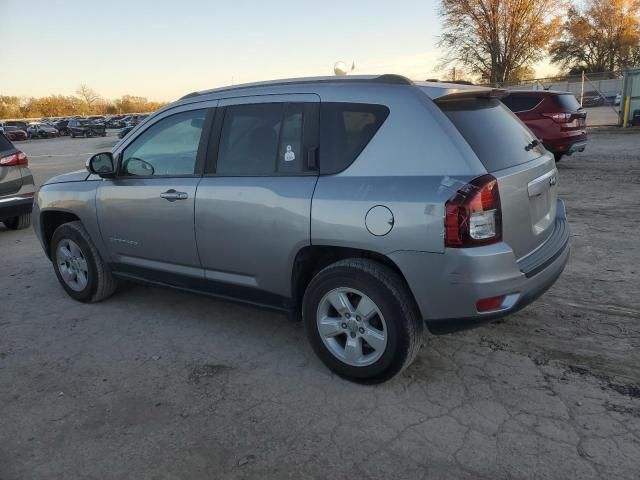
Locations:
580;71;585;107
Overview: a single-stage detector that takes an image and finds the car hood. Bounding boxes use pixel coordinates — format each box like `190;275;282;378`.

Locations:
44;169;91;185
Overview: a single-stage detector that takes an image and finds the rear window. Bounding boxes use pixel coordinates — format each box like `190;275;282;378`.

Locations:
554;94;582;112
439;98;545;172
320;103;389;174
503;94;543;112
0;133;15;154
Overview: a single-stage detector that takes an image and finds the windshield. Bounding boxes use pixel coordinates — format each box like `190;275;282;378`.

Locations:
438;98;545;172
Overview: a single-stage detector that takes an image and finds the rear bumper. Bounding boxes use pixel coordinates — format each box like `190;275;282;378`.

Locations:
0;194;34;222
389;200;570;334
544;134;588;155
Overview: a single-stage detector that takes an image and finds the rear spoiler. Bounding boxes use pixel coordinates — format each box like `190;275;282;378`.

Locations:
434;88;509;103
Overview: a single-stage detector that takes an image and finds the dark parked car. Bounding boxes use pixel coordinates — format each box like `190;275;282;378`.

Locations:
581;91;605;107
54;119;70;136
118;125;135;138
106;116;126;128
122;114;149;127
3;126;28;141
0;132;35;230
68;119;106;138
502;90;587;161
27;122;59;139
4;120;29;132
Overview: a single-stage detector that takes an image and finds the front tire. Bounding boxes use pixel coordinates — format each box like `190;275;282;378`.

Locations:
554;152;564;162
51;221;117;303
302;258;423;383
3;213;31;230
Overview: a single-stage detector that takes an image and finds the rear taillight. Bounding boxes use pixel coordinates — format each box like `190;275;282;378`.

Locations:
541;112;572;124
445;174;502;248
0;151;28;167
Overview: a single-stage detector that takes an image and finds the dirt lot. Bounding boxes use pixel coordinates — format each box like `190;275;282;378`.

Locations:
1;130;639;479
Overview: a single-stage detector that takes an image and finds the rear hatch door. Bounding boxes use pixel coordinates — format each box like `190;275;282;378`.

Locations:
0;133;22;197
554;93;587;130
437;95;558;260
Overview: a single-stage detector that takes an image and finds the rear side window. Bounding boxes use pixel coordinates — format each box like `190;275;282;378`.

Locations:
554;94;582;112
319;103;389;174
504;94;543;112
439;98;545;172
216;102;308;176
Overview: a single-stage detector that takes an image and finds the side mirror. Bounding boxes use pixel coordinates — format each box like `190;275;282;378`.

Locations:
86;152;115;178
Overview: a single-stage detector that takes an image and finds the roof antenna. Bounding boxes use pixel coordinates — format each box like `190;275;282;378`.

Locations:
334;61;355;76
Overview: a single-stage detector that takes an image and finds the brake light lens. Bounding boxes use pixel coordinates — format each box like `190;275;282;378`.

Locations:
541;112;572;124
0;151;28;166
445;174;502;248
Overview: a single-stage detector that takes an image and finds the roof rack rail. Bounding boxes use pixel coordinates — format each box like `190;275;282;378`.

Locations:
179;74;415;100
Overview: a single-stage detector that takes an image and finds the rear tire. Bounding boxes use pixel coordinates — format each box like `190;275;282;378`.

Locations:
554;153;564;162
302;258;423;384
51;221;118;303
3;213;31;230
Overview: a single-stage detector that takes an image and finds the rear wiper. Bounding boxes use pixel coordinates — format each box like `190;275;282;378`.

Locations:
525;139;540;152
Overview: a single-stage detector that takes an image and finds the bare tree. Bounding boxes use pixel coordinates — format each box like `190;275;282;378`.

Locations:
438;0;567;85
76;84;101;108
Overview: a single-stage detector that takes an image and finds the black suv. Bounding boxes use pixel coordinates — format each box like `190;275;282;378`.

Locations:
68;119;106;138
54;119;70;136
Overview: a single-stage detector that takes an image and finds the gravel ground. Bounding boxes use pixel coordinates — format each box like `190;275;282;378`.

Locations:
0;130;639;479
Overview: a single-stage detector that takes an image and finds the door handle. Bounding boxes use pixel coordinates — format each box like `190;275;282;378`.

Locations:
160;189;188;201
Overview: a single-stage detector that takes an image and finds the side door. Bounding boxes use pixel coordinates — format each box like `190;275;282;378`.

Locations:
96;104;216;285
195;94;320;303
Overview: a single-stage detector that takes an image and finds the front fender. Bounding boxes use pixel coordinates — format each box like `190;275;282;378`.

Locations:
34;180;109;261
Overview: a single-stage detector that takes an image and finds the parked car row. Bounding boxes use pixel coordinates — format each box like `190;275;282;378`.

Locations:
0;113;151;141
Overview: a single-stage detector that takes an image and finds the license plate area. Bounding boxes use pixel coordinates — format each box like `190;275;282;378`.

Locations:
528;169;558;235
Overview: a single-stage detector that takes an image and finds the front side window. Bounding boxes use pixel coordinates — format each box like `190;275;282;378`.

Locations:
121;109;206;177
216;102;306;176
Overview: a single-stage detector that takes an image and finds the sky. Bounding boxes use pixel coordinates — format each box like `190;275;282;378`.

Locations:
0;0;556;102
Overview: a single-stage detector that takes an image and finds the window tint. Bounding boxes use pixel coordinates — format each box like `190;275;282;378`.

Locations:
506;94;542;112
319;103;389;174
554;94;582;112
0;133;14;153
277;104;304;174
439;98;545;172
122;109;206;177
216;103;307;176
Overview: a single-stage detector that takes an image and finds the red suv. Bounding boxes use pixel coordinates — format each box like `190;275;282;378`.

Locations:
502;91;587;161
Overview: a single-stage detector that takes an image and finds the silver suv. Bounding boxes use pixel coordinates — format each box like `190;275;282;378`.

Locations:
1;132;35;230
33;75;569;383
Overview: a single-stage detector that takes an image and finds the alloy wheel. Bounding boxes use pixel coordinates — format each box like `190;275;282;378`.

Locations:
316;287;388;367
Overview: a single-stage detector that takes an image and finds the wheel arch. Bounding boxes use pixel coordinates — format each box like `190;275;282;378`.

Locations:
290;245;417;321
40;210;82;258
